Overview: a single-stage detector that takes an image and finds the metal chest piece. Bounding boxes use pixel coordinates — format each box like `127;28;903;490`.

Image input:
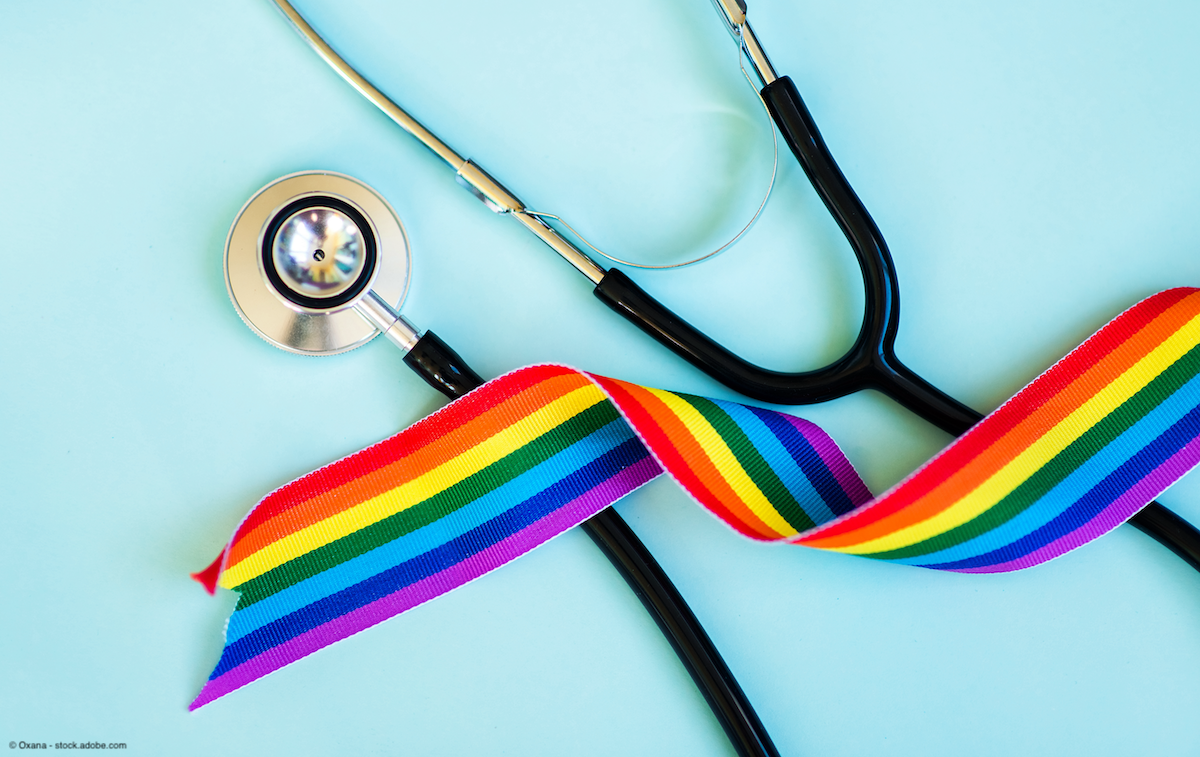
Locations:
225;171;412;355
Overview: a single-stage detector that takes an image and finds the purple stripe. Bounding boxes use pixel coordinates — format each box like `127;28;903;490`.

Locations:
779;414;872;507
949;434;1200;573
189;457;661;710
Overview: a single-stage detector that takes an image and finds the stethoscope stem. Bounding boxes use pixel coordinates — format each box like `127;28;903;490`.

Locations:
355;290;422;352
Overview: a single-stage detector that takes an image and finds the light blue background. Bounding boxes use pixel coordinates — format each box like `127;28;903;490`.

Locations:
3;1;1200;754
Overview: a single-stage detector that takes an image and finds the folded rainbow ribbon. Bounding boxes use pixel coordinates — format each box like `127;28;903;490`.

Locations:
191;288;1200;709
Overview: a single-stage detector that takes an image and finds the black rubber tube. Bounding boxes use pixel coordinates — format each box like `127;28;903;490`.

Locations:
404;331;780;757
765;74;1200;572
593;74;1200;575
402;330;486;399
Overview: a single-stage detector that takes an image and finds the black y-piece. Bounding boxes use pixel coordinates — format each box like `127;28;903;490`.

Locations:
407;336;780;757
595;75;1200;574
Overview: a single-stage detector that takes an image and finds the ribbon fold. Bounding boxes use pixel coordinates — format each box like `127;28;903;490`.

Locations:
191;288;1200;709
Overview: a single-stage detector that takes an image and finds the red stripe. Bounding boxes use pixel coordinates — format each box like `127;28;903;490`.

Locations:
592;375;777;539
805;288;1196;541
228;365;579;546
227;370;596;567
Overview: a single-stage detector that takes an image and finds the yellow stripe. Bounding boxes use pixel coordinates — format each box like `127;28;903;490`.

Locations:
832;311;1200;555
219;383;608;588
645;388;798;538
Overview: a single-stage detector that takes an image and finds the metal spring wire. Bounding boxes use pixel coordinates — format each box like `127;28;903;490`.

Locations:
522;23;780;270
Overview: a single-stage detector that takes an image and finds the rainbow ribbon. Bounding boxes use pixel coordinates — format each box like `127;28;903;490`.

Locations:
191;288;1200;709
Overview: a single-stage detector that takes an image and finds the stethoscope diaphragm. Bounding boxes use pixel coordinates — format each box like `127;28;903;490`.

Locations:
224;171;412;355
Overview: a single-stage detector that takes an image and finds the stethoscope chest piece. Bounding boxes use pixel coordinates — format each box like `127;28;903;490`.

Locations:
225;171;411;355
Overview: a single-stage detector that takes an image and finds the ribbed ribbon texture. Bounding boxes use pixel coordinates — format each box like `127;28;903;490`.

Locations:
191;288;1200;709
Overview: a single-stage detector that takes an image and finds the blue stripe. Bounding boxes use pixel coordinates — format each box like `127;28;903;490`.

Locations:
713;400;838;525
744;404;855;517
883;371;1200;565
211;437;649;678
919;402;1200;570
223;419;640;644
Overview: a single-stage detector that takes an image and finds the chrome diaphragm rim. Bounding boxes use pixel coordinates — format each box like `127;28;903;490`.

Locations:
224;171;411;356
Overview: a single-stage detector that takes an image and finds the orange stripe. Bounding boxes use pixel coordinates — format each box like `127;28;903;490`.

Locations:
618;382;782;539
801;290;1197;543
593;376;773;539
227;365;577;540
227;371;593;566
802;292;1200;548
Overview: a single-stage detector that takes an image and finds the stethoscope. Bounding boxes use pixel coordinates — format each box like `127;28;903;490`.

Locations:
224;1;1200;755
263;0;1200;572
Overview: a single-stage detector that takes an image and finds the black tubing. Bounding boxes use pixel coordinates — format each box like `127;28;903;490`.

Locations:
597;266;1200;571
595;268;979;433
404;331;779;757
1128;503;1200;572
583;508;780;757
402;330;486;399
593;74;1200;574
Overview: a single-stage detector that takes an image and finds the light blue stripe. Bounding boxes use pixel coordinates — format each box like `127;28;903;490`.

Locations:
883;370;1200;566
224;418;641;643
712;398;838;525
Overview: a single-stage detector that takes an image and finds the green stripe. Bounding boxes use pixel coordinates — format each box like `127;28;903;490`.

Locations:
685;395;817;532
865;342;1200;561
233;400;621;608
